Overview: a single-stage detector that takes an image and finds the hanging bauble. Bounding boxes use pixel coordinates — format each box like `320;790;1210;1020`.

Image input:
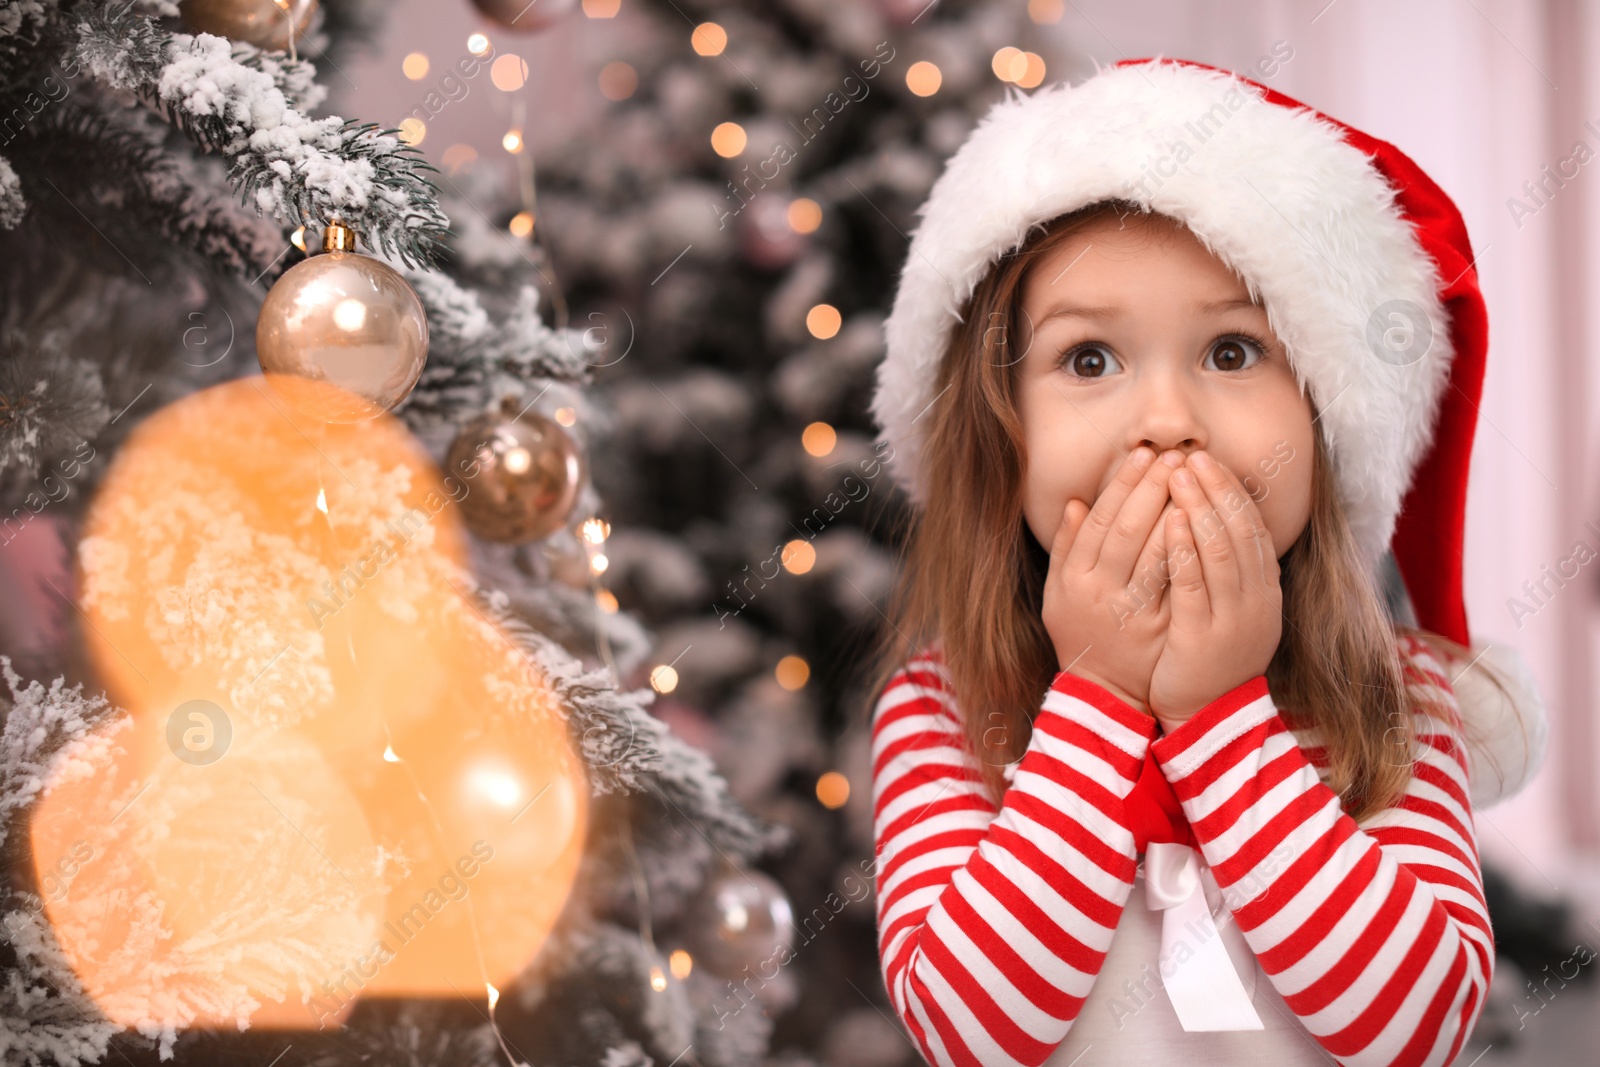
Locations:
469;0;580;33
179;0;319;51
739;195;808;270
446;403;583;543
678;862;795;980
257;222;429;423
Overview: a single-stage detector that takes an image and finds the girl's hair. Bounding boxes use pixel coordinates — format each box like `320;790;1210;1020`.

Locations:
863;199;1494;822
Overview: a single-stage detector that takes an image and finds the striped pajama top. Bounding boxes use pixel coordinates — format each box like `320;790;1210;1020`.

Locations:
870;635;1490;1066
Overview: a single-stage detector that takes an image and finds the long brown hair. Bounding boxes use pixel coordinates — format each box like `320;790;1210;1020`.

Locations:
864;200;1486;821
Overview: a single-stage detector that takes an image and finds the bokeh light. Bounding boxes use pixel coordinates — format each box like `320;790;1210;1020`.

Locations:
776;654;811;690
806;303;841;339
907;60;942;97
491;54;529;92
781;540;816;575
816;771;850;808
599;60;638;100
692;22;727;56
787;197;822;233
802;421;837;457
711;121;747;157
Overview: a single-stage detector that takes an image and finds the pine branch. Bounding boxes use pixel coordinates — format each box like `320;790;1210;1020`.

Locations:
73;1;449;269
12;100;288;280
402;273;596;428
470;581;784;862
0;330;109;480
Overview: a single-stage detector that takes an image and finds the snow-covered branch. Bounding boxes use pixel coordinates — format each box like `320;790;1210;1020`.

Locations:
402;272;598;427
472;583;783;862
73;1;448;268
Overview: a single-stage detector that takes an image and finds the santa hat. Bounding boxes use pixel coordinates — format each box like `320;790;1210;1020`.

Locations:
870;57;1545;808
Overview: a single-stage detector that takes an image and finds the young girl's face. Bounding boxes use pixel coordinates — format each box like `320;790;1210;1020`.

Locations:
1014;213;1316;563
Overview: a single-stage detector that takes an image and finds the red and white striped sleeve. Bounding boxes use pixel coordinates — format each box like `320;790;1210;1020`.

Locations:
870;651;1159;1067
1149;635;1492;1067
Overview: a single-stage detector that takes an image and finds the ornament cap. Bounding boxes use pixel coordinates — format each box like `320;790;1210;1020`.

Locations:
321;220;357;253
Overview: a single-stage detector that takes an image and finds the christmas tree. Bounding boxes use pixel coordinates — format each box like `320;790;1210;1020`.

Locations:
0;0;1076;1064
0;2;784;1065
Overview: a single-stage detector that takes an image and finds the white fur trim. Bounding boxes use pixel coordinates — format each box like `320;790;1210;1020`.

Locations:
871;59;1455;569
1452;641;1548;808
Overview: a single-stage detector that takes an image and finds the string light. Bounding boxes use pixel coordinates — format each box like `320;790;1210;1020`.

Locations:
801;421;836;457
691;22;727;56
786;197;822;234
669;948;693;978
290;226;307;251
442;144;477;174
710;121;746;157
781;541;815;575
1029;0;1065;23
1016;52;1047;89
589;552;609;574
595;588;618;613
805;303;841;339
398;118;426;146
815;771;850;808
650;664;679;693
581;517;610;544
906;60;942;97
467;33;491;56
992;47;1029;83
491;54;529;92
502;129;524;154
554;406;576;426
599;61;637;101
402;52;429;80
775;654;810;690
508;210;534;237
583;0;621;15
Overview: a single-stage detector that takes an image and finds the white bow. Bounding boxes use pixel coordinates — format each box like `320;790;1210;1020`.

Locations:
1143;842;1264;1032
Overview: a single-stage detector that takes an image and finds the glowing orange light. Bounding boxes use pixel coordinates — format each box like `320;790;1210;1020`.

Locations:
907;60;942;97
776;654;811;689
40;378;588;1028
802;421;836;457
806;303;841;339
711;121;747;157
816;770;850;808
781;541;815;575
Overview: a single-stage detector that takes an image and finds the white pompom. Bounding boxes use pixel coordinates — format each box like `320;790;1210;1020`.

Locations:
1451;641;1549;808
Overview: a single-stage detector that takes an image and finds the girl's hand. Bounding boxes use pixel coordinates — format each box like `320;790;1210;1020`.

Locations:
1042;445;1184;714
1148;450;1283;731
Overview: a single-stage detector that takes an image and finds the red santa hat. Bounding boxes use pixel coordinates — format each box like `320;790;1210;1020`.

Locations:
870;56;1545;807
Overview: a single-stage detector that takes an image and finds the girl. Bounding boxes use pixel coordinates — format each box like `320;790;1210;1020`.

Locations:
864;58;1546;1067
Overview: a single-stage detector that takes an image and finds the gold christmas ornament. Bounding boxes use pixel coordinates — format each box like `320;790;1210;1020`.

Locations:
257;222;429;423
179;0;319;51
469;0;580;33
446;404;584;543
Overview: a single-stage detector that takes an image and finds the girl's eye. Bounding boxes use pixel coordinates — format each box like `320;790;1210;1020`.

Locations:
1207;334;1268;372
1057;343;1122;380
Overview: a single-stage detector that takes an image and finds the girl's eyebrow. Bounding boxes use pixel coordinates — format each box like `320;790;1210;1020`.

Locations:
1198;296;1264;313
1035;302;1122;325
1035;294;1261;326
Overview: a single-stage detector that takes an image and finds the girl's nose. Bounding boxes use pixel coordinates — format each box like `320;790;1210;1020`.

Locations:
1132;370;1206;458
